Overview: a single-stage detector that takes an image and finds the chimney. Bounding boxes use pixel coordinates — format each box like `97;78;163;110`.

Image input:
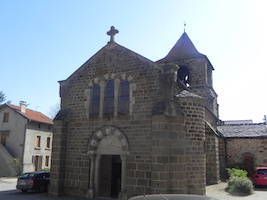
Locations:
19;101;27;113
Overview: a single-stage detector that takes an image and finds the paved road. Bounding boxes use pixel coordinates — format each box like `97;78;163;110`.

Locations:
0;177;90;200
206;182;267;200
1;178;267;200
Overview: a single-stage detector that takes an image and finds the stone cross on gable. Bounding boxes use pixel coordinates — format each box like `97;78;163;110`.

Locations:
107;26;119;43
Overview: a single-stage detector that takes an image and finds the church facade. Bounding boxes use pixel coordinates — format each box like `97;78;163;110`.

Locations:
49;26;220;199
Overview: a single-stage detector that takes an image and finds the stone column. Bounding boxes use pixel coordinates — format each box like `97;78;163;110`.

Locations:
94;154;101;197
86;154;95;198
119;154;127;200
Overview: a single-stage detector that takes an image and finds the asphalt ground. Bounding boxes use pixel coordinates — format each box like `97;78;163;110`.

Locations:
1;178;267;200
206;181;267;200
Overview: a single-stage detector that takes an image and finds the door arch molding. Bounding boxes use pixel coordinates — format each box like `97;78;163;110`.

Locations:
87;126;129;199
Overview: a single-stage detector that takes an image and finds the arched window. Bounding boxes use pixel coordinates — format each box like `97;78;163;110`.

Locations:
105;80;114;114
91;84;100;115
119;81;130;113
178;65;190;86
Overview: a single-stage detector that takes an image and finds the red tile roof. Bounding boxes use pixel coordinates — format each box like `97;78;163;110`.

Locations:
6;103;53;124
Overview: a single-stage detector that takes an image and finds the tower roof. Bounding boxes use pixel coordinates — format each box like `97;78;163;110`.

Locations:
158;32;206;62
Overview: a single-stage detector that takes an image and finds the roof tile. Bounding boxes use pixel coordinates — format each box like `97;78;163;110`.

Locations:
6;104;53;124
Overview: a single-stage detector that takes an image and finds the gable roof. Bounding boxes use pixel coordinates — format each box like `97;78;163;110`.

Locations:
218;124;267;138
158;32;206;62
2;103;53;124
61;41;162;83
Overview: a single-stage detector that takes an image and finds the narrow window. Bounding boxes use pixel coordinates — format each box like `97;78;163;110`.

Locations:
3;113;9;122
45;156;49;167
119;81;130;113
46;137;51;149
36;136;41;148
91;84;100;115
38;123;41;129
105;80;114;114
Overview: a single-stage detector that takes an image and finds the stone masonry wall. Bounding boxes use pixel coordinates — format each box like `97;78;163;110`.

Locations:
150;114;187;195
178;97;206;195
49;120;68;196
205;130;220;184
173;58;218;118
218;138;227;180
51;43;168;198
226;138;267;169
50;41;217;198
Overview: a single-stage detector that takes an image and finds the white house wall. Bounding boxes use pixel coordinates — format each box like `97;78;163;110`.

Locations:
23;121;53;172
0;106;27;159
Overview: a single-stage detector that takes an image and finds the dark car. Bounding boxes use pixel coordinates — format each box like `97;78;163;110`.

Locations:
16;171;50;193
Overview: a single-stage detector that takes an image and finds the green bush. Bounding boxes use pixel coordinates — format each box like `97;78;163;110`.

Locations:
40;168;50;171
228;177;254;194
227;168;247;178
226;168;254;195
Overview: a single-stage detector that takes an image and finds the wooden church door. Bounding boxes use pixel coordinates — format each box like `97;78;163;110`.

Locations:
244;156;254;173
98;155;121;198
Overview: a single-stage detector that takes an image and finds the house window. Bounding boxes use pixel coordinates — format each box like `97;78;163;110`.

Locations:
36;136;41;148
119;81;130;113
45;156;49;167
91;84;100;115
1;133;8;146
3;113;9;122
46;137;51;149
105;80;114;114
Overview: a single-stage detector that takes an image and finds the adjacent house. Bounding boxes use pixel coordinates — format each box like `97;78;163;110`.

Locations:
0;101;53;177
218;121;267;178
49;27;220;200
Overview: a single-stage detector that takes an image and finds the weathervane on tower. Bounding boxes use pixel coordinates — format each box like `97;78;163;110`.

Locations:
107;26;119;43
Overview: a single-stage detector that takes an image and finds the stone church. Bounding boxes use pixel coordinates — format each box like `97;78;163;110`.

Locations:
49;26;220;200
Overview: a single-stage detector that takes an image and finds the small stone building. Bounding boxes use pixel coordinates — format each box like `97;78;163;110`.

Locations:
218;122;267;177
49;27;220;199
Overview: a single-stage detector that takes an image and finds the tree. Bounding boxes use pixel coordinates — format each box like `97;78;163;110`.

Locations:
0;91;6;104
263;115;267;124
48;103;60;119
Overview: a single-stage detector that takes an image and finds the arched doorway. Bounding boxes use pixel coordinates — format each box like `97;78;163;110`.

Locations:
87;126;129;199
242;152;254;174
99;155;121;197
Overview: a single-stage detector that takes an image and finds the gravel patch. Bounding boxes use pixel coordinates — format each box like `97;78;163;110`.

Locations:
206;182;267;200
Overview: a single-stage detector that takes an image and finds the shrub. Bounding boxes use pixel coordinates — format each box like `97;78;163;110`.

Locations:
226;168;254;195
40;168;50;171
228;177;254;194
227;168;247;178
9;158;22;175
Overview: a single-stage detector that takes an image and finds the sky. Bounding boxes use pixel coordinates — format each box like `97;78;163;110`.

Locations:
1;0;267;122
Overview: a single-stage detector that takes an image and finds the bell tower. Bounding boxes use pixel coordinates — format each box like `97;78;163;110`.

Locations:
158;32;218;117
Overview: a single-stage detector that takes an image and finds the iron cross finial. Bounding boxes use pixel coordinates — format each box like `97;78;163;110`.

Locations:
107;26;119;43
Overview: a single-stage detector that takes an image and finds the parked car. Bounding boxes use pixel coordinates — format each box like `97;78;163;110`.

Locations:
251;167;267;186
16;171;50;193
